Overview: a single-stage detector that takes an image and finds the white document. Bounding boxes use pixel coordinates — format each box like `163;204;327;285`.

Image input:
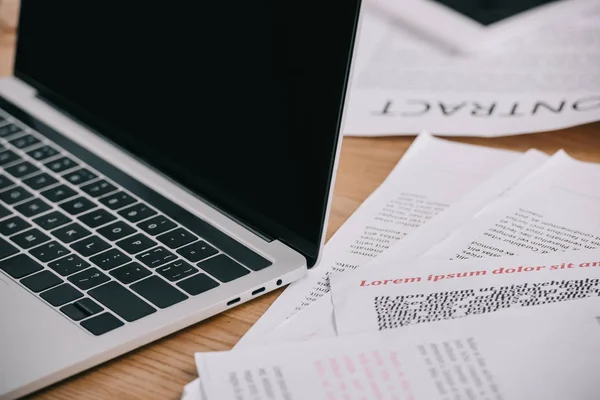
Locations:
195;296;600;400
181;379;203;400
367;0;596;54
420;151;600;261
359;149;549;268
253;149;549;344
236;133;519;348
364;149;595;270
331;249;600;336
343;2;600;136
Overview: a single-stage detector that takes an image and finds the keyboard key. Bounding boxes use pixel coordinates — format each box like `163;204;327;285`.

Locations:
60;298;103;321
0;203;10;219
59;196;96;215
30;240;69;262
90;248;131;271
131;276;188;309
89;281;155;322
71;235;111;257
33;211;71;230
0;149;20;166
0;237;18;262
41;184;77;203
156;260;198;282
0;216;30;236
110;262;151;284
9;134;40;149
197;254;250;283
78;208;116;228
99;191;136;210
0;123;22;138
136;246;177;268
52;222;91;243
177;240;218;263
137;215;176;235
63;168;97;185
20;270;62;293
80;179;116;198
157;227;197;249
40;283;83;306
27;145;59;161
177;273;219;296
11;228;50;249
97;221;135;241
5;161;39;178
0;254;42;279
14;198;51;217
80;312;123;335
116;233;156;254
0;174;15;191
22;172;58;190
68;267;110;290
0;186;33;204
45;156;78;173
119;203;156;223
48;254;90;276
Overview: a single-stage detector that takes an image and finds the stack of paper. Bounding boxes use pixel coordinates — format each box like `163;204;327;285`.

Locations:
344;0;600;136
182;133;600;399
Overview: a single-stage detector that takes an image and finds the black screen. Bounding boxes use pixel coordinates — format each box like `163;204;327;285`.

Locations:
14;1;361;266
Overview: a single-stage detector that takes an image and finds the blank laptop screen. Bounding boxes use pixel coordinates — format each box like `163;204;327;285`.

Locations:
14;0;362;266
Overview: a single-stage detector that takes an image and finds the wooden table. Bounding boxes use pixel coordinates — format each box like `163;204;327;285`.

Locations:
1;15;600;400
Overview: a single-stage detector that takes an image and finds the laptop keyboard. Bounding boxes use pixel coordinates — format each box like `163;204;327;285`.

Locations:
0;99;272;336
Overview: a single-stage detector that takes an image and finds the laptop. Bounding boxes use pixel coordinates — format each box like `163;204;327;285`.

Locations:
0;1;362;398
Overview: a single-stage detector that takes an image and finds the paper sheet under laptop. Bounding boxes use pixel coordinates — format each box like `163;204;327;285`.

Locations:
343;1;600;136
236;133;522;348
194;295;600;400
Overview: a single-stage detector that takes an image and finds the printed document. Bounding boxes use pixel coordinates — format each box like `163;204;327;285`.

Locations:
236;133;519;347
420;151;600;261
195;296;600;400
363;149;599;271
343;2;600;136
367;0;597;54
181;379;202;400
359;149;548;268
331;249;600;335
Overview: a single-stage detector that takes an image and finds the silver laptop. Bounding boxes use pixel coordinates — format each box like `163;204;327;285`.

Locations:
0;1;362;398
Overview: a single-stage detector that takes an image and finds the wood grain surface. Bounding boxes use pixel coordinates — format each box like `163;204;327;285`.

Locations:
0;6;599;399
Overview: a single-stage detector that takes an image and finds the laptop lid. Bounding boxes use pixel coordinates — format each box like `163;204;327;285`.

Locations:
12;0;362;267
